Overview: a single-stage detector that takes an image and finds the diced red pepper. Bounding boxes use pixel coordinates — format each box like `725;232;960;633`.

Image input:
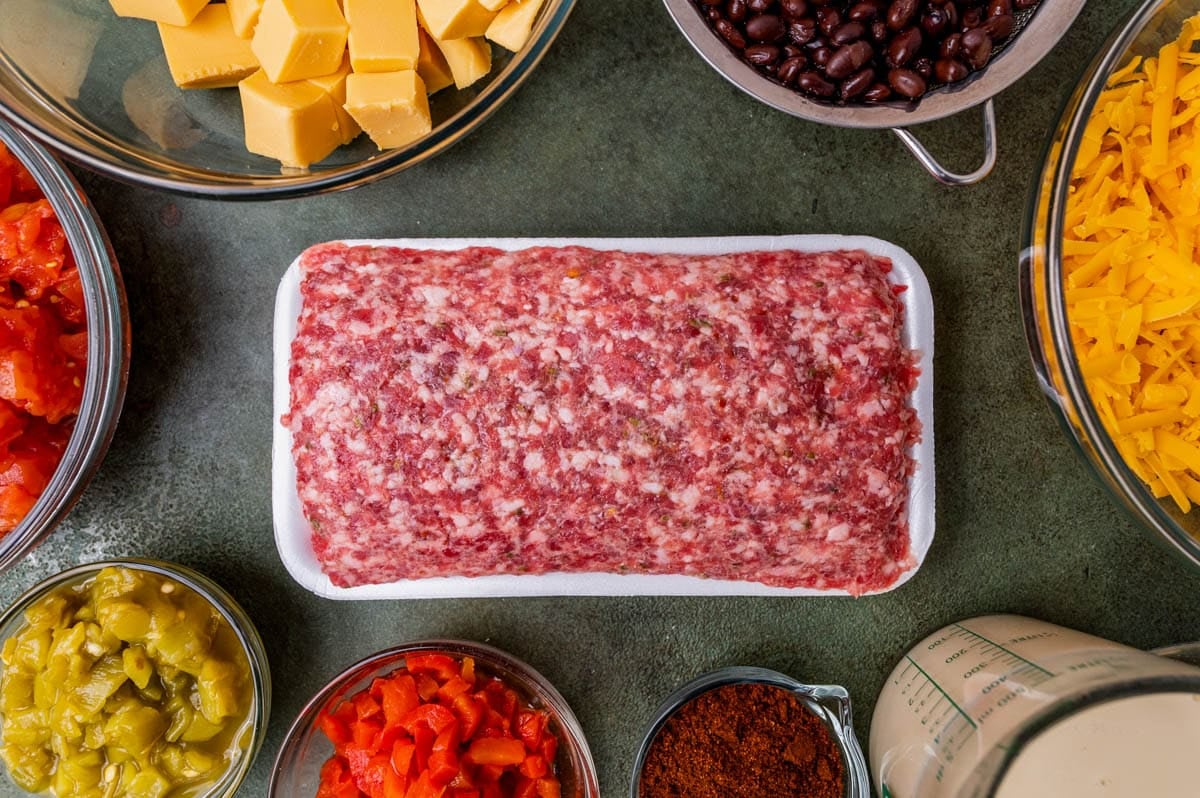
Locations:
314;654;564;798
519;755;547;780
465;738;526;767
515;712;544;751
407;653;460;683
392;740;417;780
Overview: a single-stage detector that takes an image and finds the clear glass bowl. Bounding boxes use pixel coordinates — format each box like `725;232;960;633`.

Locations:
0;0;576;198
270;639;600;798
0;558;272;798
630;666;870;798
0;119;128;574
1021;0;1200;570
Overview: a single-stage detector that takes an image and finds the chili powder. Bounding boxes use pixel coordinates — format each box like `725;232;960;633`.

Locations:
639;682;845;798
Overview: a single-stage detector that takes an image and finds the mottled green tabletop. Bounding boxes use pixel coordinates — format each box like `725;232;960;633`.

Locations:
3;0;1198;795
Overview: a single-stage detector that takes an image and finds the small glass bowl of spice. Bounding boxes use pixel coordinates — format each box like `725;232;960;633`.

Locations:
631;666;869;798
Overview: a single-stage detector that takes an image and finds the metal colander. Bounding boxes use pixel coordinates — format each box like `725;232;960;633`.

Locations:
663;0;1086;184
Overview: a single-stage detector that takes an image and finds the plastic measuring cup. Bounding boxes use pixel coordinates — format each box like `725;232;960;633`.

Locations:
870;615;1200;798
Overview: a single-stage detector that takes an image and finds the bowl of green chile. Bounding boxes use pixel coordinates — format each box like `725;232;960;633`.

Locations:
0;559;270;798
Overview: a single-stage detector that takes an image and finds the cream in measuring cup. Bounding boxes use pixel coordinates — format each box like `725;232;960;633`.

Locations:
870;615;1200;798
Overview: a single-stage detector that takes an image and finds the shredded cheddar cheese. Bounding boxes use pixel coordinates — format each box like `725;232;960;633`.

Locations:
1066;15;1200;512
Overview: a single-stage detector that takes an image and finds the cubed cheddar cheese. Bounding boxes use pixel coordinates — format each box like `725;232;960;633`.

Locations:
306;54;361;144
485;0;543;52
239;69;342;167
108;0;209;26
344;70;432;149
416;29;454;94
415;0;497;40
434;35;491;89
227;0;265;38
158;4;260;89
251;0;348;83
344;0;419;72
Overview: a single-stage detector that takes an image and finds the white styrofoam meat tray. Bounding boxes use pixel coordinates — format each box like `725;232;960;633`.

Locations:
272;236;935;599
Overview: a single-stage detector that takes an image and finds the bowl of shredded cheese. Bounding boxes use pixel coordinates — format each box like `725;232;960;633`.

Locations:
1023;0;1200;567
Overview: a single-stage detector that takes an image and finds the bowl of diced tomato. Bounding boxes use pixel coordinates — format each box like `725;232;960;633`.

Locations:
269;640;600;798
0;119;128;571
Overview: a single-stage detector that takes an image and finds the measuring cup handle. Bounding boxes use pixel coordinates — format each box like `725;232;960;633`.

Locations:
891;99;998;186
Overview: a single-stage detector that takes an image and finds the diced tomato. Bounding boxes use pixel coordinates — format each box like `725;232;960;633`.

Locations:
413;723;435;773
345;744;374;782
535;779;560;798
355;691;383;722
539;736;558;765
464;738;526;767
353;718;384;750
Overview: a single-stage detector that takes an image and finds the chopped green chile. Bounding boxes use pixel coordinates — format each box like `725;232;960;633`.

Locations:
0;567;254;797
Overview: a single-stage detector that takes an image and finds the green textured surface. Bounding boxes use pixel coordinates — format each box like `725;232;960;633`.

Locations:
2;0;1199;796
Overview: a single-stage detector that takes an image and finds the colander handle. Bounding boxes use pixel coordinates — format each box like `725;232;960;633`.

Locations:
891;99;997;186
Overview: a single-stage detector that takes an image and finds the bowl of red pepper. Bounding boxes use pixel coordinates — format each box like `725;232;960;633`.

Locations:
0;119;128;572
269;639;600;798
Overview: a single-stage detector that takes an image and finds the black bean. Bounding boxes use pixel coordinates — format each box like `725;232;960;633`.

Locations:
871;19;889;41
816;7;842;35
797;70;837;96
780;0;808;18
1014;0;1039;8
934;57;968;82
726;0;747;23
746;14;787;42
777;55;808;83
841;66;876;98
886;26;921;67
810;45;833;68
887;0;918;30
913;56;932;78
920;6;949;37
987;0;1011;15
715;18;748;49
863;82;892;101
961;26;992;68
983;12;1013;40
783;43;805;58
938;31;962;58
747;0;773;12
698;0;723;5
788;17;818;44
961;6;983;29
847;0;882;21
831;21;866;44
888;67;926;97
745;43;782;65
826;40;872;77
706;7;722;21
943;1;959;27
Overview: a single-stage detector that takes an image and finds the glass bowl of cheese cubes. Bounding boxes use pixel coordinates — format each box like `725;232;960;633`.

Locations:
0;0;575;197
1022;0;1200;570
